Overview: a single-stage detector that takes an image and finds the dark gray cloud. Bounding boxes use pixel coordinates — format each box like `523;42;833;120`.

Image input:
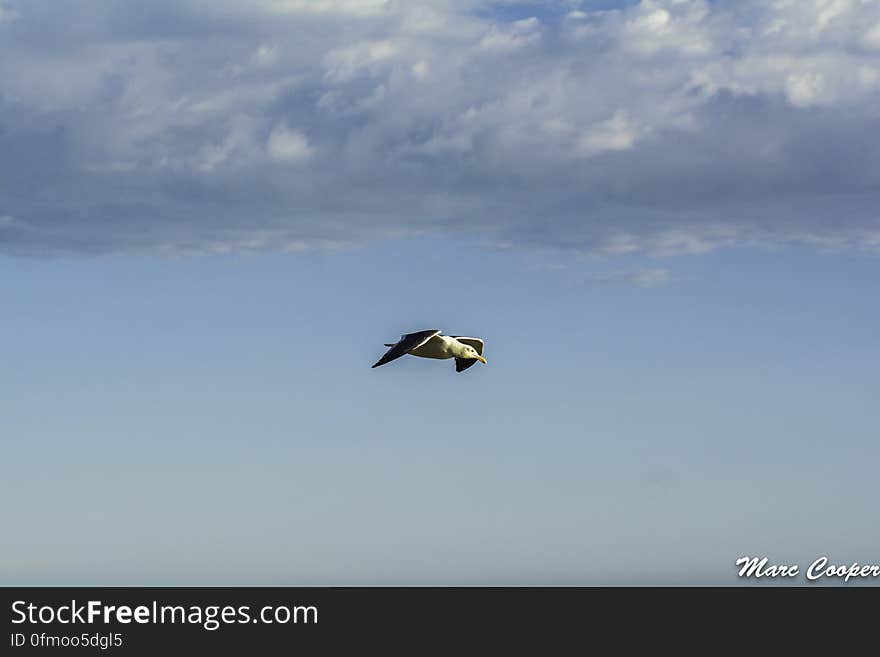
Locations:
1;0;879;255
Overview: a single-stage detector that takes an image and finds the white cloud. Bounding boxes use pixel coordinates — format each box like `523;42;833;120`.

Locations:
252;44;280;68
1;0;880;256
785;71;827;107
864;22;880;49
576;111;641;158
814;0;853;32
648;229;740;257
196;114;260;171
619;0;712;56
261;0;390;16
479;17;542;51
411;60;429;79
588;268;671;288
323;40;396;82
266;125;314;162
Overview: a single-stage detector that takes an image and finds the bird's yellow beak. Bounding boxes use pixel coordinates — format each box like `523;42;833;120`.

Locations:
477;356;487;364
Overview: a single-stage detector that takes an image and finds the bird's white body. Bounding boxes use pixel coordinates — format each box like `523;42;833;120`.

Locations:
372;330;486;372
409;334;462;359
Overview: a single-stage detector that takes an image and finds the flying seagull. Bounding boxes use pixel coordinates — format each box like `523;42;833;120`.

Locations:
372;330;487;373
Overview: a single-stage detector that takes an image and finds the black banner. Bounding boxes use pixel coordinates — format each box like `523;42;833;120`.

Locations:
2;586;874;653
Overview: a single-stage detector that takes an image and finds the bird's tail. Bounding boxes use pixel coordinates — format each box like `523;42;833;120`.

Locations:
383;343;395;347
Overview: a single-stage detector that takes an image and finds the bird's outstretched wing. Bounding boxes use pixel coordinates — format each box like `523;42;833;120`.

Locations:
372;329;441;368
452;337;484;373
455;358;478;373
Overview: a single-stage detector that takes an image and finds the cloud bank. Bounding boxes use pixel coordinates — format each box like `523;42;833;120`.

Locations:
1;0;879;256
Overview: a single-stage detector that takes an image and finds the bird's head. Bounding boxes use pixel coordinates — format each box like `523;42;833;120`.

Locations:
463;345;487;364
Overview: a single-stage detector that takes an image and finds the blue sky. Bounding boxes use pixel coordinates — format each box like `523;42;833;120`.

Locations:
2;1;880;585
3;242;878;585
